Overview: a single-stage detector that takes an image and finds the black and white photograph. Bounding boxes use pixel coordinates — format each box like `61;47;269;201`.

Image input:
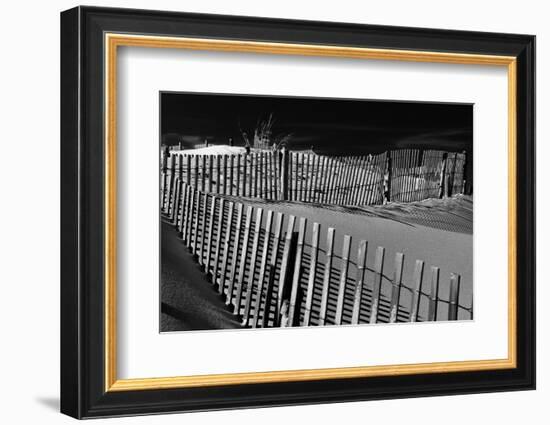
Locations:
159;92;473;332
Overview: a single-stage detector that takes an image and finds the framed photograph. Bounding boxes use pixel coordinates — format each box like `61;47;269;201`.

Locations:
60;6;535;419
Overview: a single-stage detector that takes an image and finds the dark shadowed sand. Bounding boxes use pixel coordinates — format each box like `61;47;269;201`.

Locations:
160;220;241;332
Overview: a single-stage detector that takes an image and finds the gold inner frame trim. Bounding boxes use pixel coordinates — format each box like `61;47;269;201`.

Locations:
104;33;517;392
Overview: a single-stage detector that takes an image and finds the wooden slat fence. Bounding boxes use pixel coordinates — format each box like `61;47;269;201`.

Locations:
161;148;468;209
162;180;472;328
389;149;467;202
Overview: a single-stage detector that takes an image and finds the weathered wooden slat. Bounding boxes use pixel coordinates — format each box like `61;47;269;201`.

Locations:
248;153;254;197
216;155;223;195
341;157;354;204
165;154;176;212
193;154;199;192
261;265;277;328
261;212;284;327
351;240;368;324
226;203;244;302
262;152;268;198
288;217;307;326
161;162;168;210
369;246;386;324
208;155;213;192
303;222;320;326
409;260;425;322
324;157;336;204
345;156;360;205
267;152;273;199
186;188;196;248
235;154;241;196
448;273;461;320
318;156;328;203
253;153;259;197
335;234;352;325
271;152;278;200
389;252;405;323
169;175;179;218
197;192;208;264
428;266;440;321
348;156;360;205
204;195;217;275
281;149;289;200
361;156;373;205
311;154;319;202
336;157;347;204
363;156;375;205
222;155;228;195
242;208;264;325
186;154;191;186
319;227;335;325
179;184;190;240
361;156;372;205
178;154;183;180
228;155;234;196
296;153;303;201
200;155;206;192
216;200;232;293
234;206;254;314
252;210;274;328
176;182;187;235
171;178;182;223
241;154;247;196
276;215;296;322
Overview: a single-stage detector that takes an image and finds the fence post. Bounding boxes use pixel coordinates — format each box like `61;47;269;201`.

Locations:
335;235;352;325
234;206;253;314
252;210;274;328
276;215;297;324
384;153;392;204
438;152;448;199
186;187;197;249
461;150;468;194
369;247;386;324
186;155;191;186
288;217;307;326
242;208;264;325
303;222;320;326
261;265;276;328
204;195;217;275
166;154;176;213
211;197;225;285
179;185;190;240
217;200;233;295
260;212;284;327
428;266;440;321
319;227;335;325
389;252;405;323
351;240;368;324
226;203;244;303
207;155;213;193
409;260;425;322
280;148;289;201
448;273;461;320
235;154;241;196
161;151;168;210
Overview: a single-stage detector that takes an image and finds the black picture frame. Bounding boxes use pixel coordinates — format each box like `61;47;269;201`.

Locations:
61;6;535;419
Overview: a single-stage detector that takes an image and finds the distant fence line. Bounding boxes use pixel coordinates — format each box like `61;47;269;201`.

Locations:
162;180;471;328
161;148;467;209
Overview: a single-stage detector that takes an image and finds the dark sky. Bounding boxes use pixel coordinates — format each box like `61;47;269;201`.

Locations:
160;92;473;156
